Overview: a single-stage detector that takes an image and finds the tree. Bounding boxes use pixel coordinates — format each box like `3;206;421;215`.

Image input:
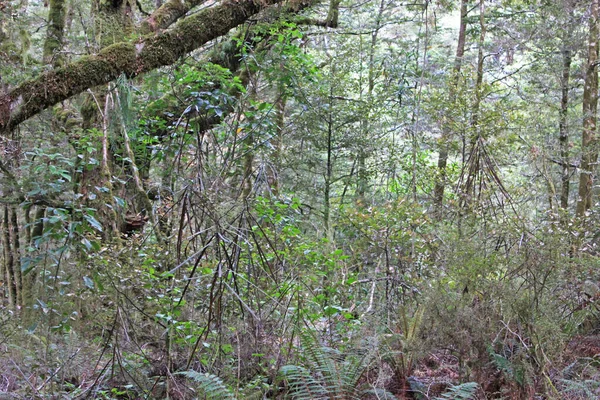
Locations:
433;0;468;214
576;0;599;217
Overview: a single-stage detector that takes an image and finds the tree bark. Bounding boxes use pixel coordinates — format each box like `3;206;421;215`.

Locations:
576;0;599;217
559;46;572;211
357;0;385;200
2;205;16;308
0;0;289;134
140;0;207;34
43;0;67;65
433;0;468;214
93;0;136;48
325;0;341;28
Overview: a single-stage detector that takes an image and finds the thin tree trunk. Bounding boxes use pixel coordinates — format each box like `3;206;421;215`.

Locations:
559;46;572;211
576;0;599;217
433;0;468;214
357;0;385;200
100;92;121;239
472;0;486;134
458;0;485;210
10;207;24;307
242;133;255;199
324;74;334;234
2;205;16;309
30;207;45;245
269;90;286;197
114;90;163;243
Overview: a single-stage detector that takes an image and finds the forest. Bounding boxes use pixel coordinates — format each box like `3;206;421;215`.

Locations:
1;0;600;398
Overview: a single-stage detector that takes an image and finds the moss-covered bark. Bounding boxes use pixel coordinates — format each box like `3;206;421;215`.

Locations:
325;0;340;27
93;0;136;48
43;0;67;65
140;0;206;34
0;0;287;134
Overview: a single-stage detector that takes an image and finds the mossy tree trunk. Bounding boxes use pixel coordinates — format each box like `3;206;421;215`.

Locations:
93;0;135;49
140;0;207;34
43;0;67;65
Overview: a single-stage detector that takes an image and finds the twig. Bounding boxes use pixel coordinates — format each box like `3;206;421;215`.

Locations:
36;348;81;391
10;358;40;398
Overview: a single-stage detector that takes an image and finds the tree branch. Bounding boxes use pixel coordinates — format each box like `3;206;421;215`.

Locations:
139;0;208;34
0;0;288;134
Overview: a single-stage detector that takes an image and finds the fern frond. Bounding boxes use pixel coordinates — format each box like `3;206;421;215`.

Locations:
434;382;479;400
341;355;367;391
179;370;236;400
558;378;600;399
300;333;347;398
280;365;328;399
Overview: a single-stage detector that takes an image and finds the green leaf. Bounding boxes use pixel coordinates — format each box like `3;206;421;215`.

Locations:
83;276;95;289
84;214;103;232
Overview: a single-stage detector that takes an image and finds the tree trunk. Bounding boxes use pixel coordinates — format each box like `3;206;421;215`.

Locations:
357;0;385;201
269;89;286;197
9;206;24;307
576;0;599;217
43;0;67;65
93;0;135;48
559;46;572;211
325;0;341;28
2;205;16;309
433;0;468;214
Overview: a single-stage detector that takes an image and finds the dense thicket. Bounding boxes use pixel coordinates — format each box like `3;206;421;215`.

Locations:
2;0;600;399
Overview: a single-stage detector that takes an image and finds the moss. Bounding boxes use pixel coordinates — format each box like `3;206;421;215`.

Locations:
94;0;136;48
43;0;67;65
139;0;207;34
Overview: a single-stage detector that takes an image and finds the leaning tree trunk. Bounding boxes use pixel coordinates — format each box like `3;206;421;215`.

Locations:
576;0;599;217
0;0;292;134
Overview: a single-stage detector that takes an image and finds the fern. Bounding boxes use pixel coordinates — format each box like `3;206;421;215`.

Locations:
280;365;329;399
434;382;479;400
178;371;236;400
280;333;398;400
558;378;600;399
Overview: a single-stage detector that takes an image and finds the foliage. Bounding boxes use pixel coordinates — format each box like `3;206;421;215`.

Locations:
434;382;479;400
279;333;397;400
3;0;600;399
